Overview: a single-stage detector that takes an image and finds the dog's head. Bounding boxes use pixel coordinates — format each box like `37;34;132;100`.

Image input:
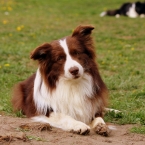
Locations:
30;25;97;88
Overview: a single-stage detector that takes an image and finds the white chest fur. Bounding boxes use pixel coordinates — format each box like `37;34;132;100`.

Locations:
33;69;99;124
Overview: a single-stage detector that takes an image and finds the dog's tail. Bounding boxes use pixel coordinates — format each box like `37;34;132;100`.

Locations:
100;9;120;17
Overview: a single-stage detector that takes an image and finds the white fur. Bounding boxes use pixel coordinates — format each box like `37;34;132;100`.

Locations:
32;113;90;133
140;14;145;18
90;117;105;129
115;14;120;18
127;3;138;18
90;117;116;131
105;108;121;114
33;68;99;124
32;115;115;133
100;11;106;17
59;39;84;79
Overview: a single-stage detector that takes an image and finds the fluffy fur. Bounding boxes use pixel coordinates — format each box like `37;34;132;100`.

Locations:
12;25;109;136
100;1;145;18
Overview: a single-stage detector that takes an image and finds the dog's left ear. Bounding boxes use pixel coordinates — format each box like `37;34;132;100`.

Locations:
30;43;51;61
72;25;94;37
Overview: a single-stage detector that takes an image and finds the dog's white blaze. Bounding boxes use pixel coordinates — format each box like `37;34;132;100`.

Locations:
59;39;84;79
127;3;138;18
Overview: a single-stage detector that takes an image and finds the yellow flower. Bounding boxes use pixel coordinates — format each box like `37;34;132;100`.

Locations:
4;64;10;67
3;20;8;24
0;66;1;69
7;6;12;11
131;48;134;51
16;26;22;31
16;25;24;31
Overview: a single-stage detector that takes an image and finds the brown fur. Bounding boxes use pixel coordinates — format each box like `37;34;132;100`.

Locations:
12;74;37;117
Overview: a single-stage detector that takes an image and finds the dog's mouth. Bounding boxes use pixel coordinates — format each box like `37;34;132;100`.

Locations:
73;75;80;79
63;74;81;80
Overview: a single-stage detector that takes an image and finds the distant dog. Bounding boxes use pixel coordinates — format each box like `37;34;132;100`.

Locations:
100;1;145;18
12;25;110;136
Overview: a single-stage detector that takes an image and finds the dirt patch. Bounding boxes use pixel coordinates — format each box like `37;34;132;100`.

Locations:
0;115;144;145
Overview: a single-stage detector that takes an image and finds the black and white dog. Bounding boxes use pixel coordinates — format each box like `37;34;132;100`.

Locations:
100;1;145;18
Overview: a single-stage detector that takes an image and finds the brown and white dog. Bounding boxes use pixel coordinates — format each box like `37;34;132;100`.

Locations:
12;25;110;136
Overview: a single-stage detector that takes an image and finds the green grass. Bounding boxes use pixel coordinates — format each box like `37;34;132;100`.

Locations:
0;0;145;134
131;126;145;134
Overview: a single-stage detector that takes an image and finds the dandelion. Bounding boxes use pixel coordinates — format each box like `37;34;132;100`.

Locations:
17;26;22;31
3;20;8;24
16;25;24;31
7;6;12;11
131;47;134;51
4;64;10;67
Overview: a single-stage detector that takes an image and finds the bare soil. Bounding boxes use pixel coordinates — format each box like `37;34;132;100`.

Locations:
0;115;145;145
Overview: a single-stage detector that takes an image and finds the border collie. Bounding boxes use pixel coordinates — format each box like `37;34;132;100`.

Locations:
100;1;145;18
12;25;110;136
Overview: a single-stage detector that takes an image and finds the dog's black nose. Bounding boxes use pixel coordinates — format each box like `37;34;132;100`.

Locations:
69;66;79;76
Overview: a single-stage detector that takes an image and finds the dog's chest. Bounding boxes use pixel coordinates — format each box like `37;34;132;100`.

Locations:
51;78;99;124
34;71;98;124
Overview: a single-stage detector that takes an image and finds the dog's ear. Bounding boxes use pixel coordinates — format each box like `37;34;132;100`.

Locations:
72;25;94;37
30;43;51;60
72;25;96;60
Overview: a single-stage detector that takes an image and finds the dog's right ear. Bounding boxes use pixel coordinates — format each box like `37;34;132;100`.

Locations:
30;43;51;60
72;25;94;37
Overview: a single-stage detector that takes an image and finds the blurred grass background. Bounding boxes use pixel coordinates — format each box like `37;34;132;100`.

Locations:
0;0;145;134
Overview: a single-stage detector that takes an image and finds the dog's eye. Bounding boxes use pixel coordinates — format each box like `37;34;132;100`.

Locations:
57;56;64;62
74;51;81;56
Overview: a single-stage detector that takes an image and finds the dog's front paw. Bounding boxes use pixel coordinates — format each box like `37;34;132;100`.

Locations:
70;121;90;135
94;123;110;136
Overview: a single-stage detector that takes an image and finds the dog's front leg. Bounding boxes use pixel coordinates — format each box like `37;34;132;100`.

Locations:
90;117;110;136
32;112;90;135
